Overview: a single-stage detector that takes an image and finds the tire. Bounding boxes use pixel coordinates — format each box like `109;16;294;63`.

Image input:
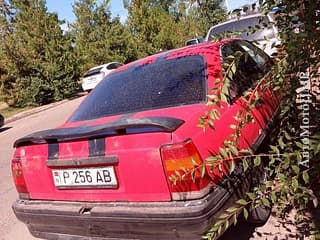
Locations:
247;204;271;226
246;163;272;226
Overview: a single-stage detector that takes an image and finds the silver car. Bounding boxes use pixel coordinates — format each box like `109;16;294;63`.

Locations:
205;13;281;56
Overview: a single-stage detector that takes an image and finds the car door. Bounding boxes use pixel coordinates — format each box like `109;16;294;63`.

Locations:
221;40;277;152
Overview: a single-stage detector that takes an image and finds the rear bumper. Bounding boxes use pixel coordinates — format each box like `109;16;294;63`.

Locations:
81;78;100;91
12;179;249;240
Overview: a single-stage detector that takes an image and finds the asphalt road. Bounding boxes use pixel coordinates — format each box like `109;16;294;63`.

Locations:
0;95;302;240
0;96;85;240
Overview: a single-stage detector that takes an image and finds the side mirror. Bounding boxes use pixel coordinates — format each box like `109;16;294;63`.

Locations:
185;37;204;46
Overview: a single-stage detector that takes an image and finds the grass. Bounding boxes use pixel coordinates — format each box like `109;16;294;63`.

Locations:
0;105;33;119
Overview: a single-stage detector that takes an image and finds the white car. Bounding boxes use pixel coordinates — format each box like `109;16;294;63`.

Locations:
205;13;281;56
81;62;123;92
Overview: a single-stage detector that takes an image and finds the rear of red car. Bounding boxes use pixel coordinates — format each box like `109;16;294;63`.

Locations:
11;40;268;240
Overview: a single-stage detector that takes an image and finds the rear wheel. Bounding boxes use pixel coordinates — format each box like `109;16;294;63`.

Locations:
246;162;271;226
247;204;271;225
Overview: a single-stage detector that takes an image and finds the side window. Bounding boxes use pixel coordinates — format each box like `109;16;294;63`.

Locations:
221;41;264;103
107;63;123;70
238;41;272;74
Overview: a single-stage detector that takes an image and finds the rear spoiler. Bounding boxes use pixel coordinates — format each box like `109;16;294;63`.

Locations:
14;117;184;147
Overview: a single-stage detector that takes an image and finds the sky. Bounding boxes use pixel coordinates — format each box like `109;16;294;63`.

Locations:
46;0;128;23
46;0;255;24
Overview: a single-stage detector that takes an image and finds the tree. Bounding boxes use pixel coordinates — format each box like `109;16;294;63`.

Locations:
71;0;113;73
108;16;138;63
125;0;182;57
0;0;79;106
70;0;136;75
193;0;320;238
189;0;227;32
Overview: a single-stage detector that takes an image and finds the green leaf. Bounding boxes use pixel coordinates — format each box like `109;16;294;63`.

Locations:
240;149;253;155
222;63;230;69
215;78;221;84
229;160;235;174
226;55;235;61
270;145;280;155
219;213;230;219
295;141;303;149
296;151;302;163
224;219;229;231
278;173;286;181
242;158;249;172
217;225;222;236
270;192;277;203
219;147;228;158
174;170;181;177
191;158;198;166
200;164;206;178
190;169;196;182
229;145;239;155
262;198;270;208
222;84;228;95
236;199;248;206
273;86;281;91
302;171;309;184
278;136;285;149
254;156;261;167
231;62;236;74
292;178;299;191
265;180;273;188
247;192;255;200
220;93;228;103
230;124;237;130
284;157;290;169
284;131;292;140
233;213;238;226
226;207;238;213
243;208;248;220
291;165;300;175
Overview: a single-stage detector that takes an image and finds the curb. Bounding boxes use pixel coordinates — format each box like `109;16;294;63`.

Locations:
3;92;87;125
4;99;70;125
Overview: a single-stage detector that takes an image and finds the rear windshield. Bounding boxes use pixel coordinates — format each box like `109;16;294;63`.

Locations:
83;67;103;78
207;16;275;41
106;62;123;70
69;55;207;122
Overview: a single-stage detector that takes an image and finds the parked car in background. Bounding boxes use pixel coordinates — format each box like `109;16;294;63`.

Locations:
12;39;280;240
205;13;280;56
185;37;204;46
81;62;123;92
186;13;281;56
0;113;4;127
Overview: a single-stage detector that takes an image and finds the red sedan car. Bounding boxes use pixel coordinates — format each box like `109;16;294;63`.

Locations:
12;39;279;239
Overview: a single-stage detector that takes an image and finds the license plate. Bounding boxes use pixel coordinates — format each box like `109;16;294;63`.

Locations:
52;167;117;189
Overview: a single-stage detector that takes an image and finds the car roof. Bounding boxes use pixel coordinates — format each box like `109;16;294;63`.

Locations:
122;39;233;70
208;13;265;30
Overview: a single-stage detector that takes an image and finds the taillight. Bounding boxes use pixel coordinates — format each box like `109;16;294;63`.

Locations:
160;139;211;200
11;153;29;199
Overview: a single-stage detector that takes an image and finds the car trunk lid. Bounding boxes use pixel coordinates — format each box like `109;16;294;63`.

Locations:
13;116;185;202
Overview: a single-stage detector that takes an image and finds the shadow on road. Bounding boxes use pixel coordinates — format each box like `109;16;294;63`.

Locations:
0;126;12;133
219;220;256;240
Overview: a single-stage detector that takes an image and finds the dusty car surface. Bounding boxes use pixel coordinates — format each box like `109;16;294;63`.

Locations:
12;39;280;240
